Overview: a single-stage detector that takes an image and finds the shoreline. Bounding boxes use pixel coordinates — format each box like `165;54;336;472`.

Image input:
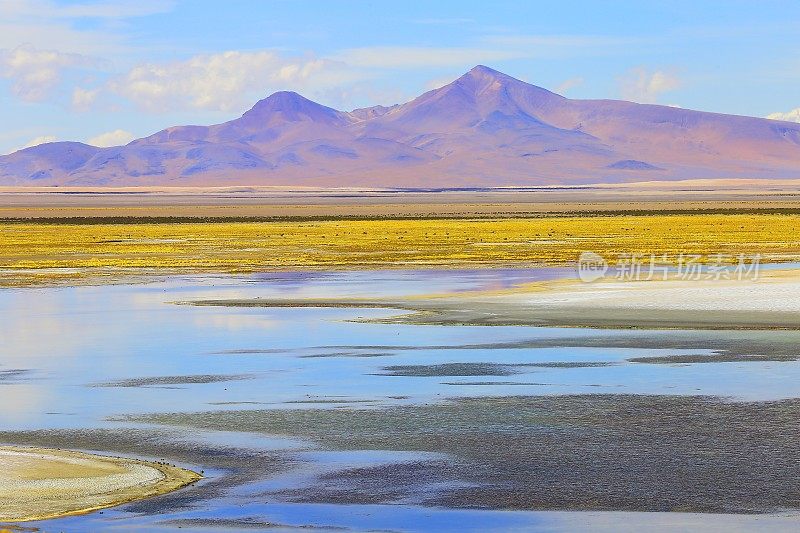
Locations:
0;446;201;522
186;268;800;330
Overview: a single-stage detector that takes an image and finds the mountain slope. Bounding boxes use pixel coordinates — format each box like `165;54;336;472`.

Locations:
2;65;800;186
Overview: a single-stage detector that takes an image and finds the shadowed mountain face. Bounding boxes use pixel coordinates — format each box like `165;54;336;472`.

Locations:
3;65;800;186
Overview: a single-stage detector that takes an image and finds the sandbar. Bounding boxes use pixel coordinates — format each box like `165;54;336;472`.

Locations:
0;446;200;522
188;269;800;330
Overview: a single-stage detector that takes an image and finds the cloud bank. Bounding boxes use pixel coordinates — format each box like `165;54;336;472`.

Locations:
109;51;357;112
0;44;96;102
767;108;800;123
19;135;58;150
620;68;680;104
87;129;135;147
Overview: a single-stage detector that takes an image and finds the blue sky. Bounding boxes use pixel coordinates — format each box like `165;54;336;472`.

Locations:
1;0;800;154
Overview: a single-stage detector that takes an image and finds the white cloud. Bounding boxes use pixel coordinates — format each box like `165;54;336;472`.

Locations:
0;23;118;55
424;75;459;90
334;34;636;71
413;18;474;25
767;108;800;123
72;86;99;111
334;36;630;71
484;34;636;49
0;44;96;101
0;0;174;19
619;68;680;104
335;46;523;69
0;1;175;56
20;135;58;150
555;76;584;94
319;82;410;111
87;129;135;147
110;50;358;112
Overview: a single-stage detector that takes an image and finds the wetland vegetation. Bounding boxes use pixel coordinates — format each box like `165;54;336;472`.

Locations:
2;213;800;286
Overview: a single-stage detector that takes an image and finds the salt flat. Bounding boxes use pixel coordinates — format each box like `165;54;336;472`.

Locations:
502;271;800;314
193;269;800;330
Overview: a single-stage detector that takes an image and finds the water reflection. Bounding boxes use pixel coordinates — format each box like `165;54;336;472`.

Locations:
2;268;800;530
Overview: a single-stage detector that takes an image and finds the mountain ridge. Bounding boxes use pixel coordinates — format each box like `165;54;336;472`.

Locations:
2;65;799;186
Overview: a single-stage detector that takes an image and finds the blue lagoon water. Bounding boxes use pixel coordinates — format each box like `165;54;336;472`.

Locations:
2;269;800;531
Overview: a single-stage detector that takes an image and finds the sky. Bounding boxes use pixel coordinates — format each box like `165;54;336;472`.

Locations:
1;0;800;154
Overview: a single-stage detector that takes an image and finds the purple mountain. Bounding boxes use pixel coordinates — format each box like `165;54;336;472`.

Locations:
2;65;800;186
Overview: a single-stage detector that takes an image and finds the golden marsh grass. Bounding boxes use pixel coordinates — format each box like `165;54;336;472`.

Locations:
2;214;800;286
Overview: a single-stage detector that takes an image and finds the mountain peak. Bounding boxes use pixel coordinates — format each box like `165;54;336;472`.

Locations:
446;65;562;102
466;64;508;78
452;65;516;93
245;91;318;116
402;66;563;117
372;65;565;133
240;91;348;126
464;65;525;84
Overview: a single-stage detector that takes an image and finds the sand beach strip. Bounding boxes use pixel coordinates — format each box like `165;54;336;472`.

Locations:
0;446;200;522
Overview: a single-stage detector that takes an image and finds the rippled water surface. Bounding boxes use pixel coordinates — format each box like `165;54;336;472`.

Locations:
3;269;800;531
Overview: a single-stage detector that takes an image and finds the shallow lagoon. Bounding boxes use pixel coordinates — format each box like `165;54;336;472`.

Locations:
3;268;800;531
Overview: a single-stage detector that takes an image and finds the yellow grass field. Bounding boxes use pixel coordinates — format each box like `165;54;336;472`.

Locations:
2;214;800;286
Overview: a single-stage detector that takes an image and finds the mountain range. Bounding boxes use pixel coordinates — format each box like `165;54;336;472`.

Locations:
2;65;800;187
